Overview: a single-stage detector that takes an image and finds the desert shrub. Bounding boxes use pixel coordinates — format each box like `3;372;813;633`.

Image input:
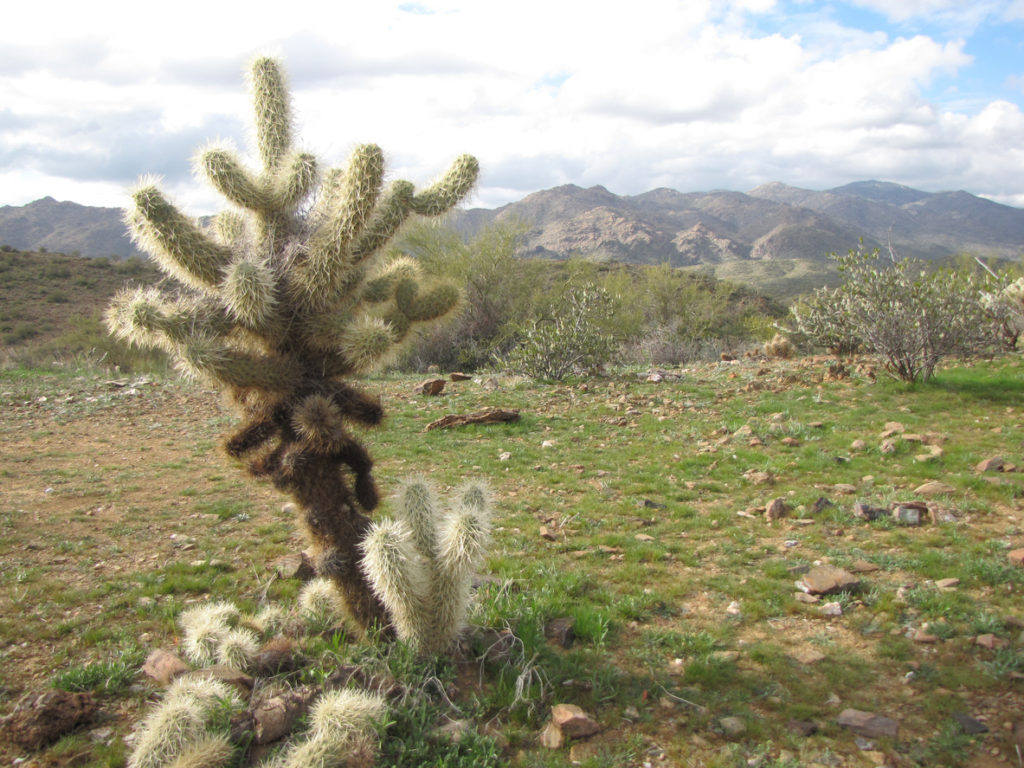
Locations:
764;333;795;359
504;283;618;380
794;246;1001;381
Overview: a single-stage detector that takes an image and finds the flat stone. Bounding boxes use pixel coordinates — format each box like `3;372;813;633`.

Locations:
1008;549;1024;567
819;601;843;616
976;457;1006;472
913;481;955;496
953;713;989;735
794;592;820;604
832;483;857;495
891;506;922;526
935;578;960;589
718;716;746;737
796;565;861;595
837;709;899;740
448;372;472;381
975;634;1010;650
790;648;827;665
141;648;190;686
551;703;600;739
848;559;880;573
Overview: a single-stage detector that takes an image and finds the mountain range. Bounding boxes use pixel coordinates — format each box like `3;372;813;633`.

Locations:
3;181;1022;297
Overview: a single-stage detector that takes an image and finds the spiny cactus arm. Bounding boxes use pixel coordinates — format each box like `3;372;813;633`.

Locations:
306;144;385;258
361;256;421;304
291;393;346;452
107;288;232;350
221;254;280;332
309;689;387;739
213;210;247;247
127;185;233;291
337;315;399;374
424;498;493;653
197;146;272;211
381;277;461;341
360;519;427;646
395;478;441;559
349;179;416;262
409;154;479;215
225;418;281;458
273;151;319;210
250;57;293;172
179;337;300;393
126;697;207;768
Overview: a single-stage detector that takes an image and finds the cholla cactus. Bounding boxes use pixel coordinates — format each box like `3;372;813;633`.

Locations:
360;479;492;654
128;678;243;768
107;57;478;630
272;689;386;768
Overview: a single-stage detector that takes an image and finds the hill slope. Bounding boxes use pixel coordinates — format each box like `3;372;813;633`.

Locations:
0;197;142;259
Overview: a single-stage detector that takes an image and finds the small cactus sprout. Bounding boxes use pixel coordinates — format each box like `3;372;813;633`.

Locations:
162;734;233;768
361;479;492;654
275;689;386;768
216;627;260;669
245;603;287;635
107;57;478;631
299;577;347;631
128;677;243;768
179;603;236;665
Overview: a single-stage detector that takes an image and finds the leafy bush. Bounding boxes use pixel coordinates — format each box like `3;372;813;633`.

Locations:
504;284;618;380
791;246;1002;381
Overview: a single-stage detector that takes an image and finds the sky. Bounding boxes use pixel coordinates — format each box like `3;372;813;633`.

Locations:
2;0;1024;215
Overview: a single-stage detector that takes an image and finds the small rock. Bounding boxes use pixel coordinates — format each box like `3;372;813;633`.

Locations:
718;716;746;737
880;438;898;454
976;457;1006;472
953;713;989;735
975;634;1010;650
913;480;955;497
1008;549;1024;567
1;690;98;750
270;552;315;581
250;687;316;744
417;378;446;396
811;497;834;514
744;470;775;485
848;559;880;574
790;648;827;665
765;498;787;521
852;503;885;521
819;601;843;616
913;631;939;644
142;648;190;686
448;372;472;381
551;703;600;739
850;439;867;451
891;506;922;526
634;533;656;542
832;483;857;495
781;437;800;447
796;565;861;595
725;601;742;616
837;709;899;740
794;592;820;604
935;578;960;589
544;618;576;649
787;719;818;737
539;526;557;541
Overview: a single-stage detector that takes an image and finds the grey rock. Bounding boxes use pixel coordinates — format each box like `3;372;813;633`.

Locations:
837;708;899;739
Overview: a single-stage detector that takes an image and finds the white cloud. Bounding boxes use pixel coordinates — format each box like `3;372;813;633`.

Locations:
0;1;1021;215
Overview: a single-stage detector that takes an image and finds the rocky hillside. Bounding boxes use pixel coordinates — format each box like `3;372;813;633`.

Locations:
453;181;1024;266
0;197;141;259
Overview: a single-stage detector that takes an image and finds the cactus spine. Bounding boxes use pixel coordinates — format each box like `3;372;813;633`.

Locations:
360;479;492;654
107;57;478;631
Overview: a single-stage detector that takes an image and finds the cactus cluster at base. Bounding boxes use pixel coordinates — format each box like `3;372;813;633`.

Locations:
361;478;492;655
106;56;479;631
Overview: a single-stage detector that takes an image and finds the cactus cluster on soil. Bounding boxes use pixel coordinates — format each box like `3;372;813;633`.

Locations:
361;478;492;654
107;57;478;630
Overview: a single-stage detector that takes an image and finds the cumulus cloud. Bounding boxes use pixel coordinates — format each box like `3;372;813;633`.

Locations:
0;0;1022;213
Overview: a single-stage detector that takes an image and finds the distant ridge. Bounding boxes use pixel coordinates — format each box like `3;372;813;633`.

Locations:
0;197;141;259
3;181;1021;277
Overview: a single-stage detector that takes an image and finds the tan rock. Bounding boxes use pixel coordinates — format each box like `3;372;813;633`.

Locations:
765;498;787;521
539;721;564;749
551;703;600;739
1009;549;1024;567
913;481;955;496
796;565;861;595
976;457;1006;472
837;708;899;739
141;648;190;686
417;378;446;396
